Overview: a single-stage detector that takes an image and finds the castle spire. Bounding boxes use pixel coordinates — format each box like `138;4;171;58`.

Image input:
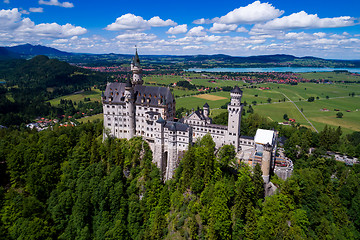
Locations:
134;47;140;67
131;47;143;85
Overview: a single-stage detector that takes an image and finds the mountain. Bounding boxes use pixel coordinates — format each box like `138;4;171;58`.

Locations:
5;43;71;57
2;44;360;68
0;47;21;60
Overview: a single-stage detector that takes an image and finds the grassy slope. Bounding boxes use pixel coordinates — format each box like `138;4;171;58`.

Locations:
48;88;102;106
77;113;103;123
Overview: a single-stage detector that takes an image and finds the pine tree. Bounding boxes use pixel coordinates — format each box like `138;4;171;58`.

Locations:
253;164;264;205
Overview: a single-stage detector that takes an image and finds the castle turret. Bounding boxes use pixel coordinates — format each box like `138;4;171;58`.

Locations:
124;75;135;139
203;102;209;118
154;117;166;177
131;49;143;85
225;86;243;151
166;123;178;181
261;143;272;184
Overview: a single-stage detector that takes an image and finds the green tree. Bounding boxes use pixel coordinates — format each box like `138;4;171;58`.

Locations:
208;181;231;240
336;112;343;118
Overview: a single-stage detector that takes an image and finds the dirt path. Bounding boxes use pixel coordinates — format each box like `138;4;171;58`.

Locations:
281;93;319;133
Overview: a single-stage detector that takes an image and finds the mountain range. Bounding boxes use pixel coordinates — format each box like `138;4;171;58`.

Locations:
1;43;360;68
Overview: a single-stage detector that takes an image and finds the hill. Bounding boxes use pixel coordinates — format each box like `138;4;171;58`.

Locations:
0;55;108;126
2;44;360;68
0;47;21;60
5;43;71;57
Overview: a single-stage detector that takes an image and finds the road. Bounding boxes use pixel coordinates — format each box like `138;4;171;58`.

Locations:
281;93;319;133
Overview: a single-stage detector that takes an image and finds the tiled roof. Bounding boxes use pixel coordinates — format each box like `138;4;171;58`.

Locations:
103;82;174;107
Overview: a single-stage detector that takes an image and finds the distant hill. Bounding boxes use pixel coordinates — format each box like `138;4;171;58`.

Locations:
0;47;21;60
5;43;71;57
2;44;360;68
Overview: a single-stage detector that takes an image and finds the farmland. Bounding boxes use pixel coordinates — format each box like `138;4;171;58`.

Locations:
47;72;360;133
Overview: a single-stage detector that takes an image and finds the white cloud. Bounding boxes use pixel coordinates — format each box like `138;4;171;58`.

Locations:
313;32;326;38
106;14;148;31
193;18;214;25
187;26;206;36
29;7;44;13
0;8;86;44
330;34;346;39
252;11;357;32
115;32;157;41
148;16;176;27
39;0;74;8
3;0;9;3
20;10;30;15
217;1;283;24
236;27;248;33
0;8;24;31
166;24;187;34
209;23;237;33
106;13;177;31
53;38;68;43
282;32;314;40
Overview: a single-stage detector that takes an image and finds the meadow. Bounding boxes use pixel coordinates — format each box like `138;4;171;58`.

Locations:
48;88;102;106
77;113;103;123
48;72;360;133
300;71;360;82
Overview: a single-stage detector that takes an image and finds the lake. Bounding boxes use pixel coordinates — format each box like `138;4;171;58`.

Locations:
186;67;360;73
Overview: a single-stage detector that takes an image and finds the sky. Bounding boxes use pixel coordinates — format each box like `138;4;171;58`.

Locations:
1;0;360;59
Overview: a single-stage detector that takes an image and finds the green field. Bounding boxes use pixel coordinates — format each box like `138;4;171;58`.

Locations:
143;75;183;85
47;73;360;133
300;71;360;82
48;88;102;106
176;81;360;133
77;113;103;123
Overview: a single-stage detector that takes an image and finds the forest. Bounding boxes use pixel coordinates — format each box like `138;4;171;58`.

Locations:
0;56;108;126
0;119;360;239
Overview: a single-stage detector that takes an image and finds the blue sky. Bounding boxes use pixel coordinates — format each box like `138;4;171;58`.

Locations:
1;0;360;59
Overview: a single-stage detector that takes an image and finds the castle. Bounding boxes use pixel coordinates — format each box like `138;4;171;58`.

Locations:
102;50;277;181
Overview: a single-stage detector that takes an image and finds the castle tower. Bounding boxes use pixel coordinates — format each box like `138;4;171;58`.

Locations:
154;117;166;177
225;86;243;151
166;123;178;181
261;143;272;184
203;102;209;118
124;75;135;139
130;49;143;85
